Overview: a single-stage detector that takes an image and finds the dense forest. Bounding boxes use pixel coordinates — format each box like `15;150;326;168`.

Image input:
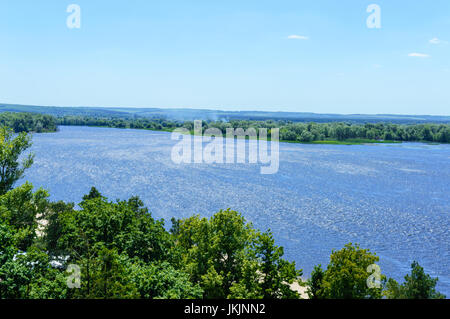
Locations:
58;115;450;143
1;111;449;143
0;112;57;133
0;128;446;299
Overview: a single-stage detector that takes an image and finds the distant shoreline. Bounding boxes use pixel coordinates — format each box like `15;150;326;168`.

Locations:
2;103;450;124
2;109;447;145
54;124;449;146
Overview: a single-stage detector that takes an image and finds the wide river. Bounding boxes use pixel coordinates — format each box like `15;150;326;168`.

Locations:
21;126;450;295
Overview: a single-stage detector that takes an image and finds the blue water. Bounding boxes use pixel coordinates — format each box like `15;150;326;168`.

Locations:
21;126;450;295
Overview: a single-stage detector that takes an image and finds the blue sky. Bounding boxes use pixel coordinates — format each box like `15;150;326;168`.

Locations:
0;0;449;115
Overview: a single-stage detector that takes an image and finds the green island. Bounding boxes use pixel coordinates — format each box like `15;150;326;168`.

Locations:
0;126;446;299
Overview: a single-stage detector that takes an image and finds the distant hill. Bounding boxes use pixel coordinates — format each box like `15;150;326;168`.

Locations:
1;103;449;124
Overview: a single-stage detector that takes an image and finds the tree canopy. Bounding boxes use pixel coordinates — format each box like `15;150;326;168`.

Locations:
0;127;35;195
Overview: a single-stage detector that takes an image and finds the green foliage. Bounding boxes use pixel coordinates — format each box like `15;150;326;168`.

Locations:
252;231;301;299
384;261;446;299
0;127;35;195
55;192;174;264
175;209;254;298
82;187;102;200
0;221;16;263
0;185;447;300
298;130;314;142
43;200;75;255
320;243;384;299
74;246;139;299
0;243;69;299
130;261;203;299
0;112;57;133
0;182;49;250
307;264;325;299
174;210;302;299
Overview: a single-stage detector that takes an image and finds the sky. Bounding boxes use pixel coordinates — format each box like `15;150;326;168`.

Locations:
0;0;449;115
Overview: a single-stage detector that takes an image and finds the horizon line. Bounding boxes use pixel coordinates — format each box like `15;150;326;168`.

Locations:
1;102;449;118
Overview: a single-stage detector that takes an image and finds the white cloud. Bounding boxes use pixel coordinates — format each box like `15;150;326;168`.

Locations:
429;38;441;44
408;53;430;58
287;35;309;40
429;37;448;45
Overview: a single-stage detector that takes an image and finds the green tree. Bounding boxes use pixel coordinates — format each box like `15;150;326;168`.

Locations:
253;231;301;299
0;244;68;299
298;131;315;142
281;130;297;141
307;264;325;299
0;182;49;250
0;220;17;298
82;187;102;200
321;243;384;299
0;127;34;195
175;209;253;298
176;210;302;299
130;261;203;299
74;246;139;299
43;200;75;255
384;261;445;299
55;192;173;264
228;231;302;299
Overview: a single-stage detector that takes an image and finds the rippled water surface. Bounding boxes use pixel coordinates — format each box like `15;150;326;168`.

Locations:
22;126;450;295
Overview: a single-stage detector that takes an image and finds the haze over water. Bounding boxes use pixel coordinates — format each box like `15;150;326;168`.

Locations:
21;126;450;295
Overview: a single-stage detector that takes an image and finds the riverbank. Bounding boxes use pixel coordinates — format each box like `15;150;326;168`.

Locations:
280;138;402;145
57;124;447;146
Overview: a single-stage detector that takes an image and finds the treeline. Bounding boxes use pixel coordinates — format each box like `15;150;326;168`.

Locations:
57;116;450;143
58;115;180;131
0;112;57;133
0;128;446;299
278;121;450;143
2;111;449;143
